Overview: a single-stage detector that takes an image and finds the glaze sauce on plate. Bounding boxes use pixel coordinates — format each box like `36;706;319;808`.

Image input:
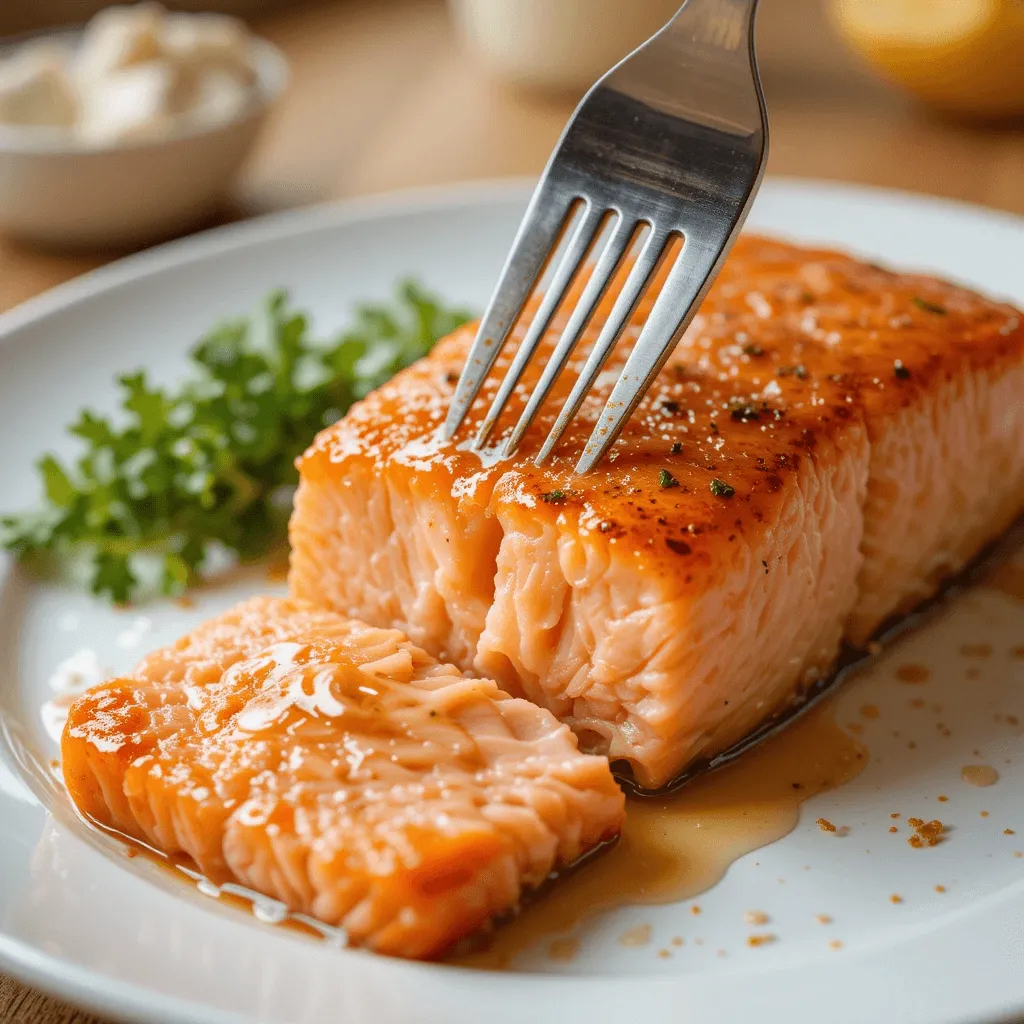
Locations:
454;703;865;968
81;699;864;967
58;549;1024;966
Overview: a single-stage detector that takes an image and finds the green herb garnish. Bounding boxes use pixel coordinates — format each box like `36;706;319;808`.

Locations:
913;297;947;315
728;400;761;422
893;359;912;380
742;343;765;357
670;441;683;455
658;469;679;489
710;478;735;499
777;364;809;380
541;489;567;504
1;282;472;602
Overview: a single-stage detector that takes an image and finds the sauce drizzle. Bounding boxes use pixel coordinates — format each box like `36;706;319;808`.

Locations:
454;703;865;968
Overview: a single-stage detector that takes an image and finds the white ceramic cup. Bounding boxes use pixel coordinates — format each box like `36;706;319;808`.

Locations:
448;0;681;92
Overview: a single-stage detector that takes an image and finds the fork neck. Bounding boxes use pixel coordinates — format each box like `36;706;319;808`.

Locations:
607;0;765;137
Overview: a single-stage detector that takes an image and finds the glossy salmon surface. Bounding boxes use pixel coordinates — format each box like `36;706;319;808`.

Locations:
291;235;1024;789
62;597;625;959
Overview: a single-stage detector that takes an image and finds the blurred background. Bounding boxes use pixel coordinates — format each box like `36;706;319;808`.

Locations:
0;0;1022;317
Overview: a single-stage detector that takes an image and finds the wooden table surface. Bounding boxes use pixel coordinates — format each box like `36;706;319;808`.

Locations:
0;0;1021;1020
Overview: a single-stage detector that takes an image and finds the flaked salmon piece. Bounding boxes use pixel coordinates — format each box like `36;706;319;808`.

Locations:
290;235;1024;790
61;596;625;959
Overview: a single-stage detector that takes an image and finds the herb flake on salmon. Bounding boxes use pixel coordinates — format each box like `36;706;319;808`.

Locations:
290;235;1024;789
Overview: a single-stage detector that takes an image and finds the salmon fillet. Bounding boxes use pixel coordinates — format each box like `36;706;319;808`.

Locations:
290;235;1024;789
61;597;625;959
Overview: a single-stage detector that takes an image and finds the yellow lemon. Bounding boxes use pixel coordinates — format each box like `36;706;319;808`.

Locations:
829;0;1024;118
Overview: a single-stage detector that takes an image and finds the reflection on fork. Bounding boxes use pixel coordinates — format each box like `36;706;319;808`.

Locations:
442;0;768;473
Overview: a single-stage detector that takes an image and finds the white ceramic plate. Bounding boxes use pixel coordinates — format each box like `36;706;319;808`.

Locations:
0;179;1022;1024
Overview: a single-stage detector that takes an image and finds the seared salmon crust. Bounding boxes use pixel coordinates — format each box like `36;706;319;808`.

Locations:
62;597;625;959
291;235;1024;789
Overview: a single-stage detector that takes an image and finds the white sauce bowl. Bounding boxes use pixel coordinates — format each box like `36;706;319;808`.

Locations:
0;34;287;250
448;0;680;93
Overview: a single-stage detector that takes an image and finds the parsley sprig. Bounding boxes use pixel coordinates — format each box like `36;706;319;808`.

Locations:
1;282;472;602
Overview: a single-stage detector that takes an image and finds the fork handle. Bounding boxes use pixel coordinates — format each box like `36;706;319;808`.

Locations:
663;0;761;49
609;0;763;136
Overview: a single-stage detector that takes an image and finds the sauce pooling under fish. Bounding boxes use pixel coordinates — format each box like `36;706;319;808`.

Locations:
61;597;625;960
291;235;1024;789
454;701;866;968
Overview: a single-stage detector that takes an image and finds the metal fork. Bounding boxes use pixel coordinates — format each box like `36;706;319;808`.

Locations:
441;0;768;473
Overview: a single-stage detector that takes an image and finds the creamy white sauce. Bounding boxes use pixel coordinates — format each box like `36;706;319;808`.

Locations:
0;3;259;144
114;615;153;650
41;648;110;743
48;648;107;693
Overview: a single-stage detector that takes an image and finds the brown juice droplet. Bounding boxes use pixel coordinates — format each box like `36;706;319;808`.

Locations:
81;818;333;943
454;703;866;969
960;644;992;658
961;764;999;787
547;937;580;962
985;563;1024;602
906;818;945;848
266;558;290;583
617;923;652;947
896;664;931;684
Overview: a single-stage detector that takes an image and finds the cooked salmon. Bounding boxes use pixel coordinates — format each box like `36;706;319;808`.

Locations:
290;235;1024;789
61;596;625;959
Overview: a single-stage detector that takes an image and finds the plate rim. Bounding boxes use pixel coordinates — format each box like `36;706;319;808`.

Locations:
0;176;1022;1024
2;175;1021;343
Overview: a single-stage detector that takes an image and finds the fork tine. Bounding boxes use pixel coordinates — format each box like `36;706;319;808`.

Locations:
534;225;671;465
441;186;575;441
500;213;637;458
574;234;726;474
473;202;605;449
